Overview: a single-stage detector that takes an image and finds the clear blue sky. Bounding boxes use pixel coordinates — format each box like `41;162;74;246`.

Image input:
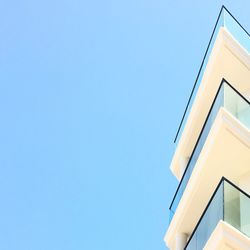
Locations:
0;1;249;250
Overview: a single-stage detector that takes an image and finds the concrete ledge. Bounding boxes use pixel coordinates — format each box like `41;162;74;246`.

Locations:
204;220;250;250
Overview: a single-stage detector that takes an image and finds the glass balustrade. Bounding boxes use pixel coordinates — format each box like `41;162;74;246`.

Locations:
169;80;250;223
185;178;250;250
174;6;250;145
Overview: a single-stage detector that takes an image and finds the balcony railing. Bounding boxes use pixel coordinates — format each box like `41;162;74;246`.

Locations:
169;79;250;222
185;177;250;249
174;6;250;145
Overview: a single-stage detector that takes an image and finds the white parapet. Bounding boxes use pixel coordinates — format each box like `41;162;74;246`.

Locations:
204;220;250;250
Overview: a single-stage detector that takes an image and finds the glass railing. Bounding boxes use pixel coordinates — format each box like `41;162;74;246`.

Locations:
169;79;250;222
185;177;250;250
174;6;250;145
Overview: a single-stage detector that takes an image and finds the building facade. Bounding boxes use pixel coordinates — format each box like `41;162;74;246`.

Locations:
164;6;250;250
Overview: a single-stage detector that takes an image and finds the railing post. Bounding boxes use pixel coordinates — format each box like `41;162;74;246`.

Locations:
222;180;224;221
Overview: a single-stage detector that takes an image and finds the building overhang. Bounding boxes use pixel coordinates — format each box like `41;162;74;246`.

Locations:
165;108;250;249
204;220;250;250
171;27;250;180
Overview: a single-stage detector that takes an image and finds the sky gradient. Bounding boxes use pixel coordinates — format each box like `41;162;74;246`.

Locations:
0;1;250;250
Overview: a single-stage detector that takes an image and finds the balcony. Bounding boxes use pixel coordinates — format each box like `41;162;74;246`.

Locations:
174;6;250;147
169;79;250;223
165;6;250;250
171;6;250;180
165;80;250;248
185;177;250;250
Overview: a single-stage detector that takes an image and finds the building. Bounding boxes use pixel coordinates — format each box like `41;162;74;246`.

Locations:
164;6;250;250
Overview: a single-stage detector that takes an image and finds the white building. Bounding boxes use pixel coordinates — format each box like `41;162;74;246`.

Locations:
164;6;250;250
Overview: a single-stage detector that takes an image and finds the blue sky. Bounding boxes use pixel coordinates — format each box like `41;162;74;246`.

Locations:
0;1;249;250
